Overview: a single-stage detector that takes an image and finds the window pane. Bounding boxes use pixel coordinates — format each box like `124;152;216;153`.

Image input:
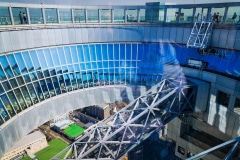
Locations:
126;9;137;22
27;83;39;104
166;8;179;23
73;9;85;23
152;8;164;22
14;88;27;109
1;94;15;117
7;91;21;113
0;100;10;121
59;9;72;23
0;7;11;25
226;6;240;24
2;81;11;92
37;50;48;69
45;8;58;24
114;9;124;23
15;53;28;74
29;8;43;24
20;86;33;106
7;54;21;76
212;7;225;23
0;56;14;78
12;7;28;24
22;51;34;72
29;50;41;70
194;8;202;21
87;9;98;23
180;8;193;23
51;48;61;66
101;9;111;23
44;49;54;68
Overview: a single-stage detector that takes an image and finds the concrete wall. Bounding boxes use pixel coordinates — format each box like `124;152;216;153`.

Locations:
0;25;239;54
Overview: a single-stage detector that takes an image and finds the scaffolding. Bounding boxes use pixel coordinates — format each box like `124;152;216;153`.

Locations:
187;13;214;49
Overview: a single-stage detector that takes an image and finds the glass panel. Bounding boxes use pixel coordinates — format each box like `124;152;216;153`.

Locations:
57;47;67;65
0;100;10;121
226;6;240;24
43;70;50;78
27;83;39;104
7;91;21;113
1;94;15;117
9;79;18;88
73;9;85;23
16;76;24;86
30;72;38;81
0;56;14;78
52;76;61;94
7;54;21;76
15;53;28;74
64;46;73;64
23;74;31;83
101;9;111;23
33;81;44;101
0;7;11;25
180;8;193;23
83;45;90;62
46;78;55;96
2;81;11;91
14;88;27;109
45;8;58;24
37;50;48;69
126;9;137;22
70;46;79;63
139;9;146;22
49;68;56;76
51;48;61;66
40;80;50;98
43;49;54;68
22;51;34;72
166;8;179;23
12;7;28;24
114;9;124;23
152;8;164;22
212;7;225;23
59;9;72;23
0;65;7;81
29;8;43;24
194;8;202;21
29;50;41;70
20;86;33;106
87;9;98;23
77;45;84;62
37;70;44;79
0;83;4;95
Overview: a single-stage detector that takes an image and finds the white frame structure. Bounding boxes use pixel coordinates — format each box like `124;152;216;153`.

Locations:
52;78;197;160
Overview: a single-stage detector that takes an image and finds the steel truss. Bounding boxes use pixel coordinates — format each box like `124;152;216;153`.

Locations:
52;78;197;160
186;137;240;160
187;14;213;49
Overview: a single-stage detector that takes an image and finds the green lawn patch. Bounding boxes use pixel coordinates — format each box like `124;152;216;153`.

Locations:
35;138;67;160
21;155;32;160
63;124;85;138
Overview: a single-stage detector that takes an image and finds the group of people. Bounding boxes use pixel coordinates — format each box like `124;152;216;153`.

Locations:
19;11;27;24
196;12;239;24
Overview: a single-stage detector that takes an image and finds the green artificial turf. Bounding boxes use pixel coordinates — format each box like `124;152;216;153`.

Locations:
35;138;67;160
63;124;85;138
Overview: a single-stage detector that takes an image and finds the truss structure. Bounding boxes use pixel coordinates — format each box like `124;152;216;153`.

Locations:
187;15;213;49
52;78;197;160
186;137;240;160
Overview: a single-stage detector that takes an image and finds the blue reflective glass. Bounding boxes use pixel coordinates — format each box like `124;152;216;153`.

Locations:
30;72;38;81
103;62;108;68
138;44;144;60
77;45;84;62
0;56;14;78
0;7;11;25
20;86;33;106
27;83;39;104
97;62;103;68
16;76;24;86
63;74;71;87
109;61;114;68
37;70;44;79
68;65;74;72
12;7;28;25
70;46;79;63
23;74;31;83
40;80;50;98
7;54;21;76
29;8;43;24
56;67;62;74
74;64;80;72
51;48;61;66
0;83;4;95
15;53;28;74
52;76;61;94
46;78;55;96
2;81;11;91
114;44;119;60
1;94;15;117
57;47;67;65
95;44;102;61
83;45;90;62
102;44;108;61
108;44;114;60
7;91;21;113
50;68;56;76
33;81;44;101
132;44;137;60
126;44;131;60
29;50;41;70
22;51;34;72
0;100;9;120
89;45;96;61
43;70;50;78
62;66;68;73
0;65;7;81
80;63;86;70
85;63;91;70
45;8;58;24
64;46;73;64
37;50;48;69
92;62;97;69
44;49;54;68
120;44;125;60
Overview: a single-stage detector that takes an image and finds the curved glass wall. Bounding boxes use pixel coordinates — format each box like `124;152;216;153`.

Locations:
0;42;240;126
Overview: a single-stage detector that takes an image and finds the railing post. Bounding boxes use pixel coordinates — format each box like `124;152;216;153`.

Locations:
9;7;14;25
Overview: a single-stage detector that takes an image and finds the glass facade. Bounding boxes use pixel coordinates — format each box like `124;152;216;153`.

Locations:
0;3;239;26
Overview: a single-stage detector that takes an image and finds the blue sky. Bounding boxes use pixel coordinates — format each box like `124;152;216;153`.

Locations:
1;0;239;5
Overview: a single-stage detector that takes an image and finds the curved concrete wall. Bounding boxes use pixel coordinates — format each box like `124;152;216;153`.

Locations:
0;25;239;54
0;85;150;157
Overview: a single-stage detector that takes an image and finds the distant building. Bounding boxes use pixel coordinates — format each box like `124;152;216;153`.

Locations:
1;131;48;160
84;103;111;120
53;119;74;132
